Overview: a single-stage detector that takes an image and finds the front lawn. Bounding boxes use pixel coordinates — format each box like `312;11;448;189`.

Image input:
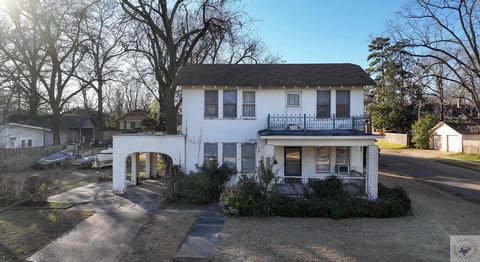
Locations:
375;141;408;149
114;210;200;261
215;172;480;261
0;209;93;261
449;153;480;163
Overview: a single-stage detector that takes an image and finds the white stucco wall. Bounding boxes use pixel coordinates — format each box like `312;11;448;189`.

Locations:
0;125;50;148
181;86;365;172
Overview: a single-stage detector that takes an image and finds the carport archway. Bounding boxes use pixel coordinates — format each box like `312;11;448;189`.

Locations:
112;134;185;194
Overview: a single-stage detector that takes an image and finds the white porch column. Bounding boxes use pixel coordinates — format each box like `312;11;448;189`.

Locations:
366;145;379;200
131;153;139;185
113;153;127;194
144;152;151;178
151;153;158;178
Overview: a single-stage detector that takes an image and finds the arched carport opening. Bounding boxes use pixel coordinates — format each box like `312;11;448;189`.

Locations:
126;152;173;185
112;134;185;194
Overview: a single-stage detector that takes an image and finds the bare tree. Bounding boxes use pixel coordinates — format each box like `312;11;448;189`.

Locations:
390;0;480;121
33;0;89;144
74;0;127;129
120;0;264;133
0;0;47;116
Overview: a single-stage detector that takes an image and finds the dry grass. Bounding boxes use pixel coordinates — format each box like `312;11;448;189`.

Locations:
0;209;93;262
1;167;112;199
215;172;480;261
375;141;408;149
114;210;200;262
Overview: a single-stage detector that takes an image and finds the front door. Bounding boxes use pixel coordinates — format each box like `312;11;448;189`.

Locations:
285;147;302;176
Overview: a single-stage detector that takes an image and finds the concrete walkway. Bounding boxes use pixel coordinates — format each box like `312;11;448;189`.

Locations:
28;180;163;262
174;205;225;262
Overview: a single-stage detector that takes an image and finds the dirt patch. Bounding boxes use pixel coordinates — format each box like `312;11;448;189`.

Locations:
215;172;480;261
114;210;200;262
0;209;93;262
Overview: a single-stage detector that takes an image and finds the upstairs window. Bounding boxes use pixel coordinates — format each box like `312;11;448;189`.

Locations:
204;143;218;166
286;92;301;107
242;91;256;118
204;90;218;118
316;91;331;118
223;90;237;118
336;90;350;118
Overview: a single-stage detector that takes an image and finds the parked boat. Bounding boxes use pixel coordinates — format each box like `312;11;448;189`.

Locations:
94;148;113;167
37;150;75;166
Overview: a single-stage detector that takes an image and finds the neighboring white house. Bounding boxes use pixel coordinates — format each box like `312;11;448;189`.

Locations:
0;123;51;149
112;63;380;199
431;122;480;153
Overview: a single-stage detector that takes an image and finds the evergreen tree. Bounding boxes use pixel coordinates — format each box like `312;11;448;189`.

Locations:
366;37;423;133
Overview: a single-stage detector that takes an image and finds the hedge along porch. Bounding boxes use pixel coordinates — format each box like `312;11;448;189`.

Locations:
112;134;186;194
259;135;379;199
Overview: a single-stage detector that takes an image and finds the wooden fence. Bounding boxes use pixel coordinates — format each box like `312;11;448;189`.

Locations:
376;132;410;146
463;140;480;154
0;146;63;173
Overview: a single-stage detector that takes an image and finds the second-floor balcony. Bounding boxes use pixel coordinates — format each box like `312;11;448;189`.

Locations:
260;114;372;136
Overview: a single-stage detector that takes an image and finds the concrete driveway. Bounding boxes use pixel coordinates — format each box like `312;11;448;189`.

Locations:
381;149;480;202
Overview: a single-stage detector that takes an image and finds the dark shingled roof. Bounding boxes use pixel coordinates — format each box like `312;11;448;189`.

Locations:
7;114;94;129
173;63;376;87
444;122;480;135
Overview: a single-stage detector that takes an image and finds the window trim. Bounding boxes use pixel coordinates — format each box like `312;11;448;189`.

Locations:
316;90;331;119
242;91;256;119
222;143;237;171
223;90;237;118
335;90;350;118
286;92;301;108
204;90;219;118
241;143;256;173
315;147;331;173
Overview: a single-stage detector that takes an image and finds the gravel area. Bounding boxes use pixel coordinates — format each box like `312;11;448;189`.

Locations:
114;210;200;262
215;172;480;262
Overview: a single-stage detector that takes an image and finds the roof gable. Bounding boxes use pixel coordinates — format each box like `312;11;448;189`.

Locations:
432;121;480;135
173;63;376;87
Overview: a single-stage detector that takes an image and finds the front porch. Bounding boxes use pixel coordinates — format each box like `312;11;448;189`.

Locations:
260;135;379;199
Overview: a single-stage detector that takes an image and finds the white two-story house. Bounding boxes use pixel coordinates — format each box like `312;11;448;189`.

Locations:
112;64;380;199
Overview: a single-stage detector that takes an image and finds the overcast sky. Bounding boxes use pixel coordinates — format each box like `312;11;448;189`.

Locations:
244;0;407;68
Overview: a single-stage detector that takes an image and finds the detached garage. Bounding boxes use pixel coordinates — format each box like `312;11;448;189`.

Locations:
430;122;480;153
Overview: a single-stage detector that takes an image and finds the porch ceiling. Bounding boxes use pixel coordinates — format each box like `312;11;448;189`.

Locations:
262;135;378;146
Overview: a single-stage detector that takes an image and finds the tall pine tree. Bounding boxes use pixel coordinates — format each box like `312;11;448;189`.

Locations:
366;37;422;133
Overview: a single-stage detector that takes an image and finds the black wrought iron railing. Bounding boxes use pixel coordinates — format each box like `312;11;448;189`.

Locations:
266;114;372;135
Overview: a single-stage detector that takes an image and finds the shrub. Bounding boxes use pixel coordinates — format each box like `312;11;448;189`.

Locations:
411;114;438;149
308;176;348;199
175;163;234;205
24;175;51;203
221;174;270;216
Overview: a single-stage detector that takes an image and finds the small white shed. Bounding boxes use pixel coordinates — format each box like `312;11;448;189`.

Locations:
0;123;52;149
430;122;480;153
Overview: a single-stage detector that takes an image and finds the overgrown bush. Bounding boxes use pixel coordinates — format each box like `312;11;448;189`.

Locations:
174;163;233;205
0;175;52;206
411;114;438;149
308;176;348;199
222;172;412;219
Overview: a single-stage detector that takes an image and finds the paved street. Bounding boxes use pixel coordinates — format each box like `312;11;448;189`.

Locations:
381;150;480;202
